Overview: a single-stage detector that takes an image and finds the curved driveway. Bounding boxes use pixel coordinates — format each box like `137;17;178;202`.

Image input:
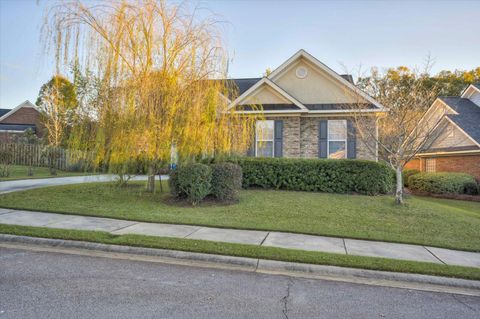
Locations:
0;175;158;194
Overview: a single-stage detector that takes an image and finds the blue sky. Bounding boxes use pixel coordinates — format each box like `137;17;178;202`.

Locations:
1;0;479;109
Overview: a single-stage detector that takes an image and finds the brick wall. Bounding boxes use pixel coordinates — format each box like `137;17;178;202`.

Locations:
0;107;44;138
406;155;480;180
435;155;480;180
405;158;421;170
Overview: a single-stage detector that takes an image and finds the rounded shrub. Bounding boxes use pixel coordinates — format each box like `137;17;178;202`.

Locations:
211;162;243;202
408;172;476;194
176;163;212;205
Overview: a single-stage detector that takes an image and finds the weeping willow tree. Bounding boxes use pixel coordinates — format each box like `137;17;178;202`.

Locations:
42;0;256;192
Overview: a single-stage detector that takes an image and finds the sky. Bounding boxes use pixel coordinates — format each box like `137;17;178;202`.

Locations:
1;0;479;109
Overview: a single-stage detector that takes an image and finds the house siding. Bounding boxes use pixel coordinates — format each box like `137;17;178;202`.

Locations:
0;107;43;139
247;116;377;161
406;155;480;180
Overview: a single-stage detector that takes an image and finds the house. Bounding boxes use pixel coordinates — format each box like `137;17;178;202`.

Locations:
405;83;480;179
220;49;386;160
0;100;43;142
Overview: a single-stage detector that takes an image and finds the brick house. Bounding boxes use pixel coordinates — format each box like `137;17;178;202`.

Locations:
0;100;43;142
405;83;480;179
220;50;386;160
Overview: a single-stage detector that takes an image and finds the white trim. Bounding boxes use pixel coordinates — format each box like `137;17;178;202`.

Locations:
327;119;347;159
255;120;275;158
0;100;37;122
403;98;458;148
460;84;480;99
416;149;480;156
0;130;24;133
267;49;386;111
444;116;480;147
228;78;308;111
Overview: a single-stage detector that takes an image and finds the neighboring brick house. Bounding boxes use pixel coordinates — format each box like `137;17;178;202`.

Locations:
405;83;480;179
0;100;43;142
219;50;385;160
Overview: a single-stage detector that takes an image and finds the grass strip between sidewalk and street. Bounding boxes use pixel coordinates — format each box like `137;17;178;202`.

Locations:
1;182;479;252
1;223;479;281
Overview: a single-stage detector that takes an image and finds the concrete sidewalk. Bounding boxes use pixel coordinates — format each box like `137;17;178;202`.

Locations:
0;208;479;268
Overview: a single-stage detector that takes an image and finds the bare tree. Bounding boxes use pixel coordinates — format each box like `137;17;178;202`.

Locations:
350;65;444;204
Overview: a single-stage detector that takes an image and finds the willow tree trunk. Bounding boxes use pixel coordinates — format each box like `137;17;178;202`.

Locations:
395;166;404;205
146;165;156;193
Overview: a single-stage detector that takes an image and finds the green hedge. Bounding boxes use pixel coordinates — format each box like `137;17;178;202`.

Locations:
402;169;420;187
408;172;478;195
228;158;394;195
211;163;243;201
170;162;243;204
175;163;212;205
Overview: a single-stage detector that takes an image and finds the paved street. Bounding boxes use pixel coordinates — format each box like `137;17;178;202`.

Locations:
1;207;480;268
0;246;479;319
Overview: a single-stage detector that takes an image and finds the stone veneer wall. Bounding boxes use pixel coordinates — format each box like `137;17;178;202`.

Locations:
247;116;378;161
299;117;377;160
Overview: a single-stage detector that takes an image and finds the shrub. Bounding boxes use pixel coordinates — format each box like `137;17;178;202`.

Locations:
227;157;394;195
408;172;477;195
168;168;184;198
402;169;420;187
211;163;243;201
176;163;212;205
66;158;93;172
463;181;479;195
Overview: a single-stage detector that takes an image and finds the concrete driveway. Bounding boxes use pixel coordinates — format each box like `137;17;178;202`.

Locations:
0;175;164;194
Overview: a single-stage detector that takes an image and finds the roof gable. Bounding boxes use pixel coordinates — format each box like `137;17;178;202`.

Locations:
0;100;38;122
229;78;308;113
267;49;384;110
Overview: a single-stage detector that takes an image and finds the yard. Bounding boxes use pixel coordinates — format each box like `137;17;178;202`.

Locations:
0;181;479;252
0;165;92;181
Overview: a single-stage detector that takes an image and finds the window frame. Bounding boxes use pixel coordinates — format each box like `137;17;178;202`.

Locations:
255;120;275;158
425;158;436;173
327;120;347;159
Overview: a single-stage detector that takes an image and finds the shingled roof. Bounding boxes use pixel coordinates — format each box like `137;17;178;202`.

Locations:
0;109;11;117
439;96;480;145
215;74;354;101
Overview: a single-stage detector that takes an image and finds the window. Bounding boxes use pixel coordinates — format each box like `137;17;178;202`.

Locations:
328;120;347;159
256;120;274;157
425;158;436;172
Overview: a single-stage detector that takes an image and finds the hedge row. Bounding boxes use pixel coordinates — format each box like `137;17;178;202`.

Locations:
227;157;394;195
408;172;479;195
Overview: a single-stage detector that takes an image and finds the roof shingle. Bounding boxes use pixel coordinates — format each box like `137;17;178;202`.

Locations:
439;96;480;144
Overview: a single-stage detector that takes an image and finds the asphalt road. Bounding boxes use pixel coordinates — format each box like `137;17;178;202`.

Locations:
0;246;479;319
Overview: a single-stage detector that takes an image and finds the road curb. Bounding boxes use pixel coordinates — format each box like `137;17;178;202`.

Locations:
1;234;479;295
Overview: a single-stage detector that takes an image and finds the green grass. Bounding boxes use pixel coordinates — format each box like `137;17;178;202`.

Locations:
1;181;479;251
1;223;479;280
0;165;93;181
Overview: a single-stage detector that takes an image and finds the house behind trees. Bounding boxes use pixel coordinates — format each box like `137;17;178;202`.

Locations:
405;83;480;179
218;50;386;160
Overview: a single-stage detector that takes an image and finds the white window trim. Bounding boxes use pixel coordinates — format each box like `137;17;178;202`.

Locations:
327;120;347;159
255;120;275;157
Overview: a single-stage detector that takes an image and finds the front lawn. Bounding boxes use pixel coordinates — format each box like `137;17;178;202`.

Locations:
0;181;479;251
0;165;93;181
